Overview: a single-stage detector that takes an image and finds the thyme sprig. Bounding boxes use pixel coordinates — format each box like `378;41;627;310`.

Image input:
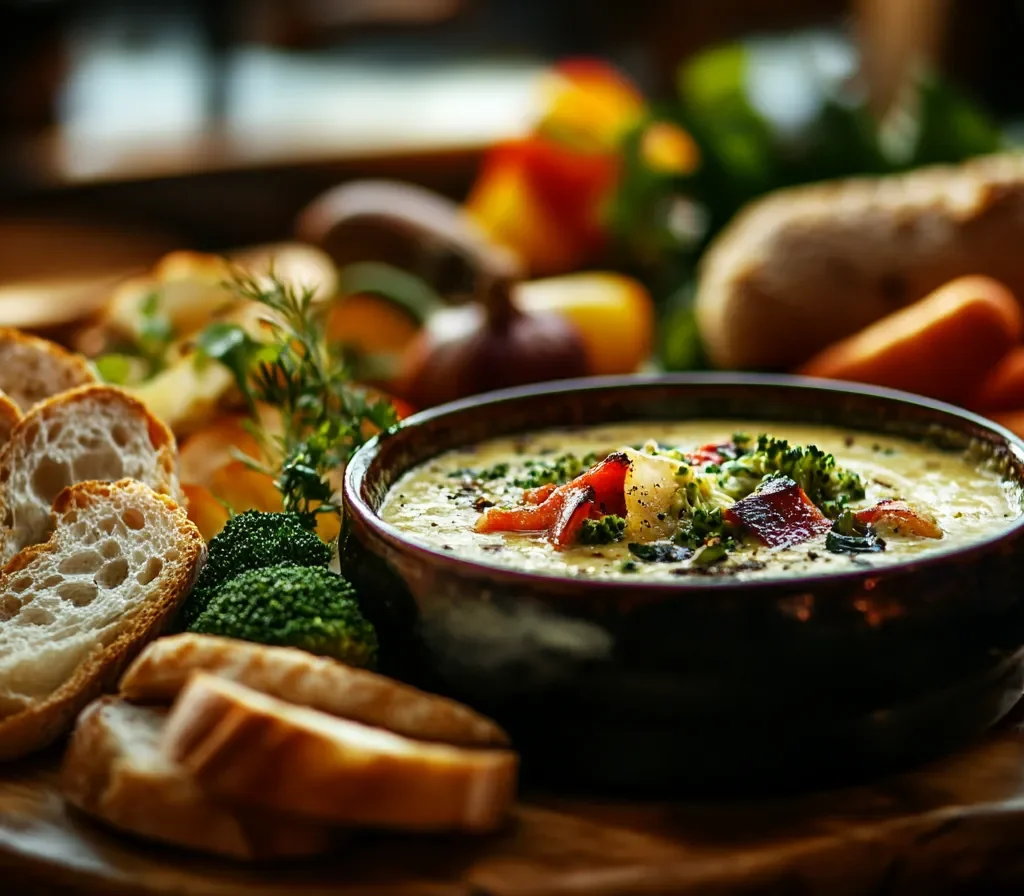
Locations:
196;268;398;528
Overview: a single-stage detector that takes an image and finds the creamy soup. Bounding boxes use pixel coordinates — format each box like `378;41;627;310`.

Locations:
380;421;1022;581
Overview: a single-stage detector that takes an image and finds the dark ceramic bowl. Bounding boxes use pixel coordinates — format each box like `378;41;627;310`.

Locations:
342;375;1024;794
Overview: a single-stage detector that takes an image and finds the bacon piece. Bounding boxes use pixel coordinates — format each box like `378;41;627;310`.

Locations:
854;500;943;539
523;483;557;505
549;485;596;549
724;476;831;548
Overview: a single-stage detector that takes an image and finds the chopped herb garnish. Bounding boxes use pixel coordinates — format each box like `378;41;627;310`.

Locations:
628;541;692;563
512;451;600;488
448;462;510;481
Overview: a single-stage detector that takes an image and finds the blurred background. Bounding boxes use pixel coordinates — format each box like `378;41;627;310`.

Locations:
1;0;1022;376
2;1;1014;243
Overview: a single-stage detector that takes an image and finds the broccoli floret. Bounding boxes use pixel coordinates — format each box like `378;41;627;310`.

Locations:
512;451;599;489
665;464;738;549
579;514;626;544
675;506;735;549
180;511;332;627
188;564;378;668
716;435;864;516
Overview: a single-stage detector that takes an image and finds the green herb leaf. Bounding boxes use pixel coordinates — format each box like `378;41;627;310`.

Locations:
93;354;136;386
337;261;445;324
628;541;691;563
197;268;400;528
137;291;174;368
195;322;272;406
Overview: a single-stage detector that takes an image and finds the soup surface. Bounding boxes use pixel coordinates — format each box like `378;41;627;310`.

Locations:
380;421;1021;581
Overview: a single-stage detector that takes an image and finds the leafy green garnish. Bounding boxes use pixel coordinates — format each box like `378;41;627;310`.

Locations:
194;322;273;395
137;291;174;371
449;462;510;482
825;511;886;555
628;541;691;563
199;270;398;527
93;353;136;386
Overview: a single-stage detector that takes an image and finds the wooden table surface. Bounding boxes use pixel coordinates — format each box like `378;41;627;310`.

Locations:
7;707;1024;896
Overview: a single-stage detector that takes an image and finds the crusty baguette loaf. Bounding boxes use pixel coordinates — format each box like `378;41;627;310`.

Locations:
0;327;96;410
0;391;21;447
695;153;1024;370
0;384;182;563
61;698;335;860
0;480;204;761
120;633;508;748
164;673;517;832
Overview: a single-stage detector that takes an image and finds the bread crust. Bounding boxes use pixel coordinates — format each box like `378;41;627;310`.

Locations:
164;673;518;832
0;384;182;563
0;480;205;762
121;633;509;748
0;327;96;410
695;153;1024;370
62;697;335;860
0;391;22;447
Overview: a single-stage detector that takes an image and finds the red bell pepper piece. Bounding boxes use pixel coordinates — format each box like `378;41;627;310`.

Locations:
475;452;630;545
724;477;831;548
476;494;565;533
549;485;596;549
551;451;630;516
686;443;729;466
523;483;558;505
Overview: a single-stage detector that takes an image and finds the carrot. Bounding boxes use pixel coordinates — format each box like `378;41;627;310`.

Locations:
796;276;1023;405
969;346;1024;411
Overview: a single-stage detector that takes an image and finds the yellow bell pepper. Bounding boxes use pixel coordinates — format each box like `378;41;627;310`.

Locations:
514;272;654;376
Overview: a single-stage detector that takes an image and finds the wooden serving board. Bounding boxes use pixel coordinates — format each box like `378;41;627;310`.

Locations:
8;716;1024;896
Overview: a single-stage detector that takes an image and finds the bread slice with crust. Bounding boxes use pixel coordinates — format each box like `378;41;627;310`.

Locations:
0;479;204;762
0;327;96;411
0;384;182;564
164;673;517;832
62;698;336;860
120;633;508;748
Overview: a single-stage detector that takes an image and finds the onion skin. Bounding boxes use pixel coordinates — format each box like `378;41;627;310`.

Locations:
395;301;588;408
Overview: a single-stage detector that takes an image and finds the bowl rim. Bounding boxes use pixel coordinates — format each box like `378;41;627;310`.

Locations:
343;373;1024;593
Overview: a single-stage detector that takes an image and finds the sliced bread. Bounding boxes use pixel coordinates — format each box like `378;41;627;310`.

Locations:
0;479;204;762
0;327;96;411
120;633;508;748
0;384;182;563
61;698;336;860
163;673;517;832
